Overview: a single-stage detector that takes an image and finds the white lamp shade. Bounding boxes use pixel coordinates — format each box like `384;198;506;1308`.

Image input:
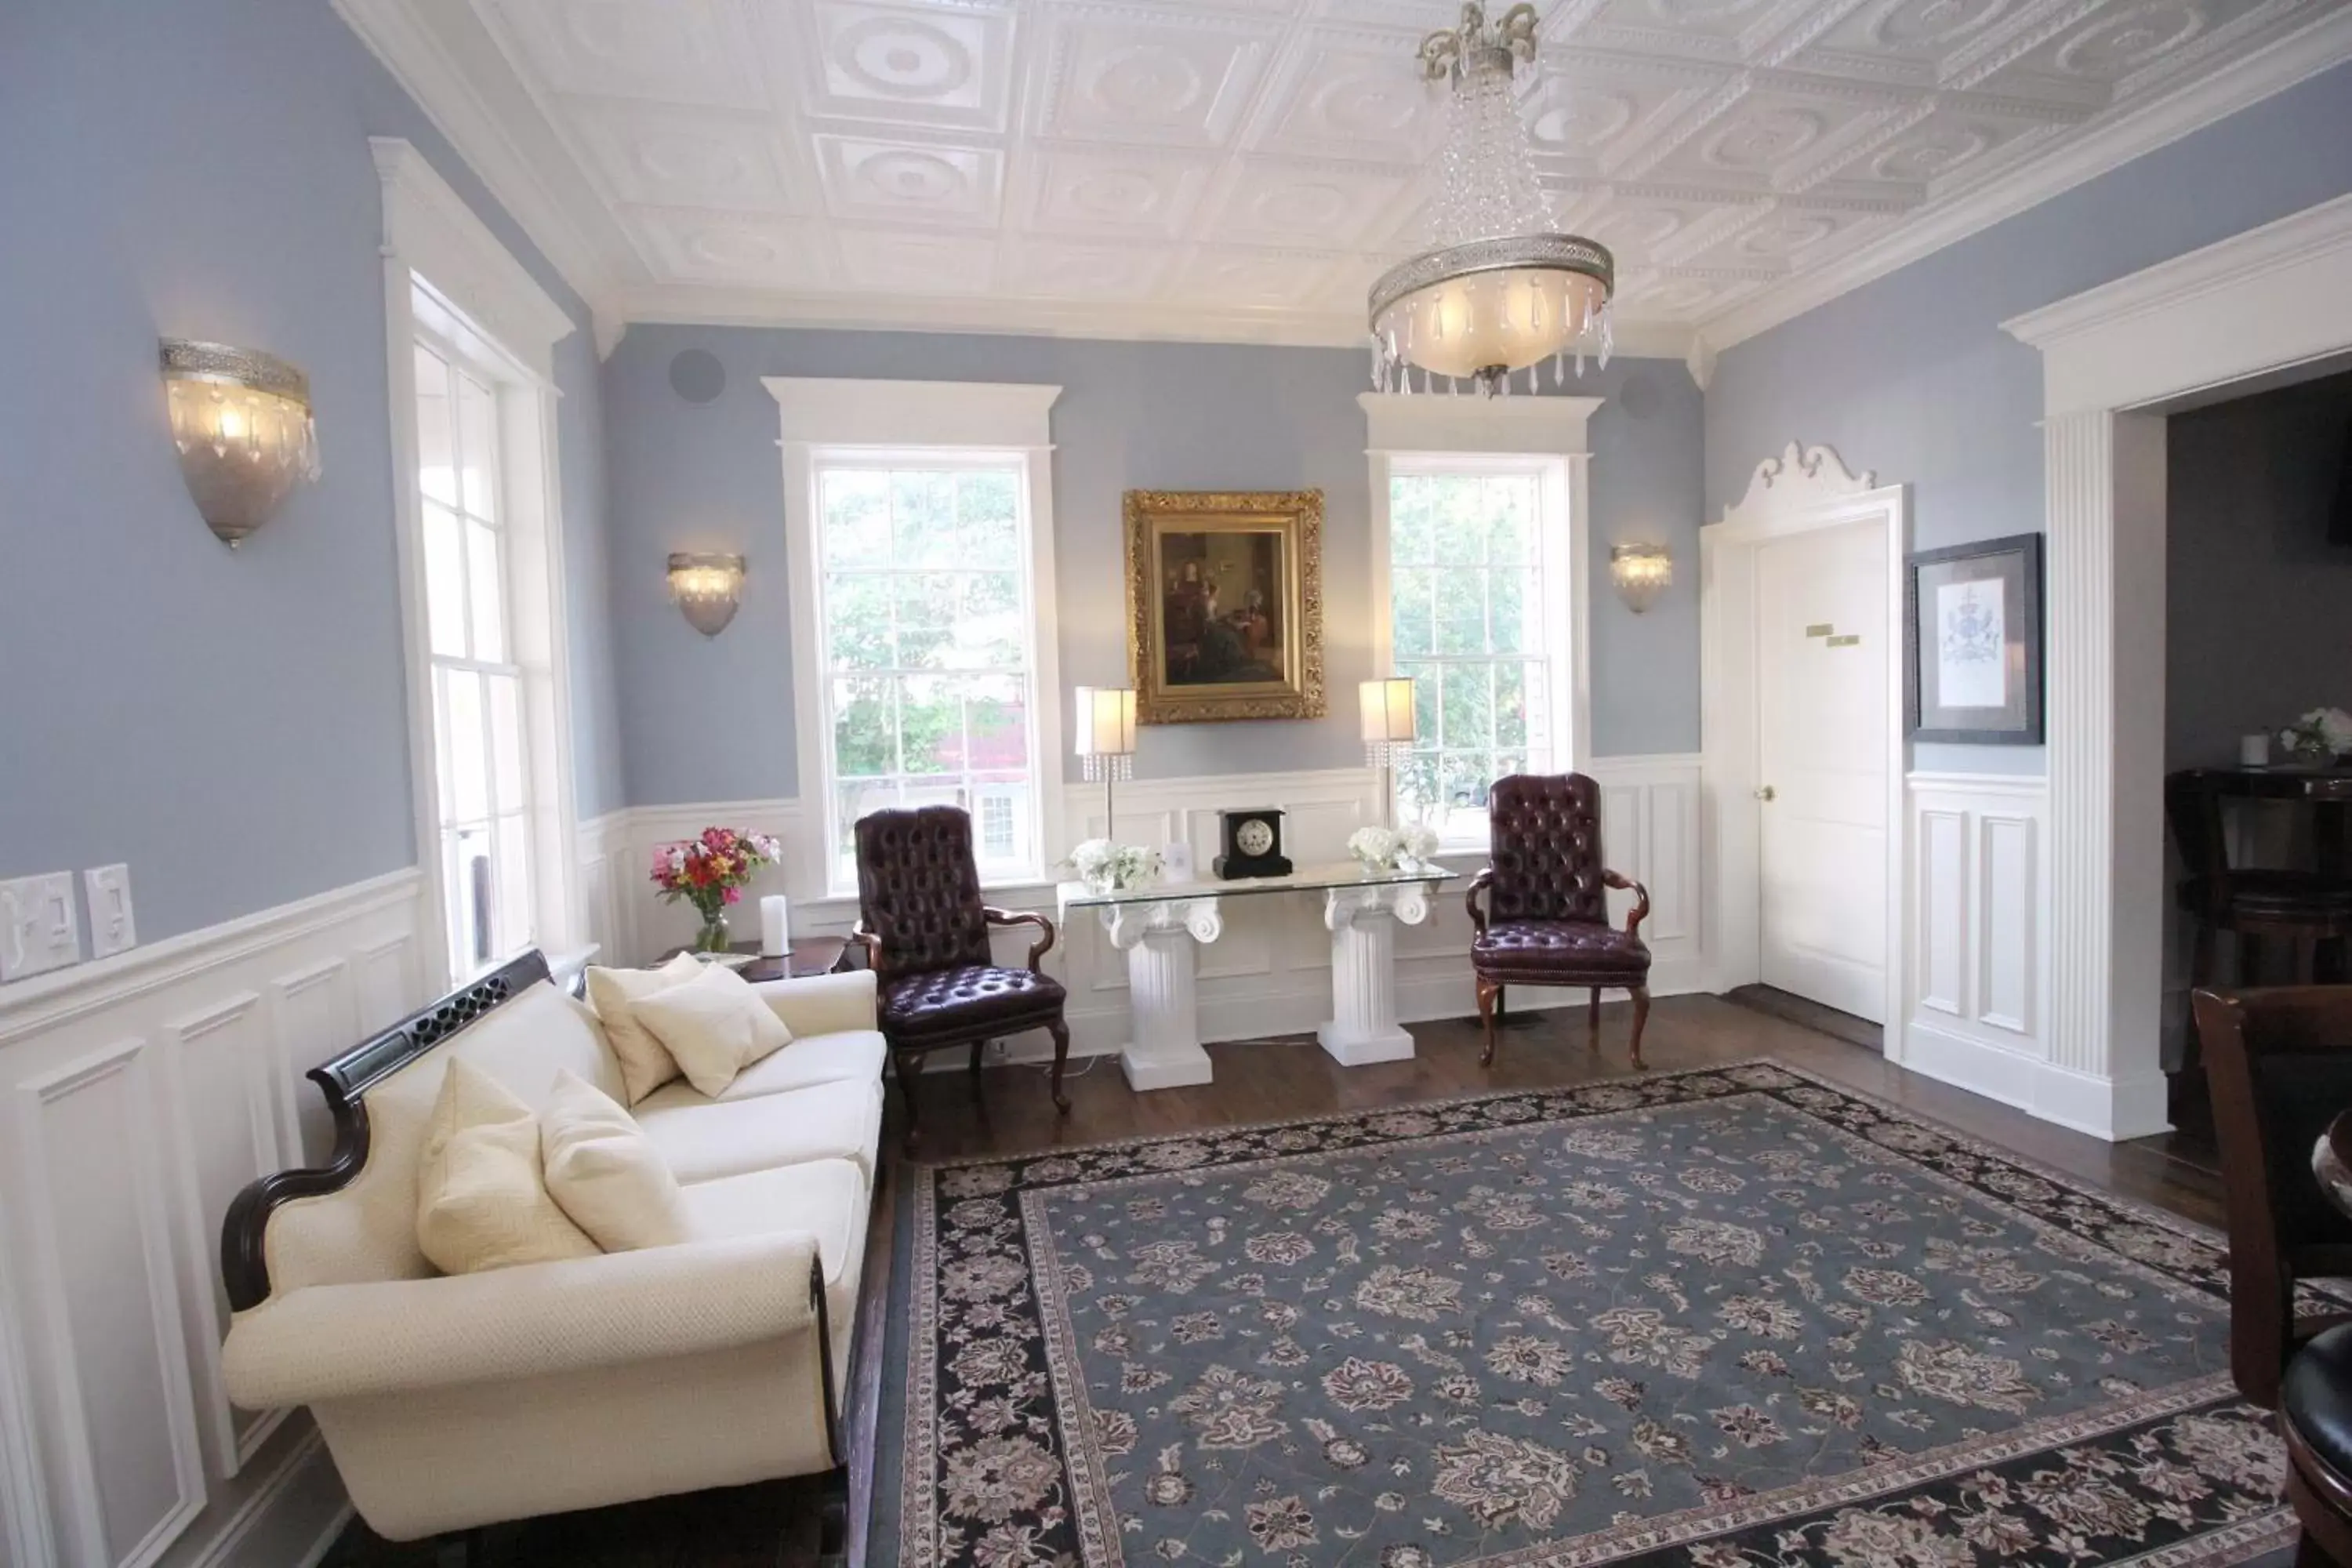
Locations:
1359;677;1417;744
1074;686;1137;757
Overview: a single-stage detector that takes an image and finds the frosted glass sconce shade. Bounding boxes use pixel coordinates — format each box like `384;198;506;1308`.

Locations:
668;552;746;636
162;339;321;546
1610;543;1672;612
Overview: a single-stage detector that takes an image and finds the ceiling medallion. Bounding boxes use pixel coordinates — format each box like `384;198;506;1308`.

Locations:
1368;2;1615;399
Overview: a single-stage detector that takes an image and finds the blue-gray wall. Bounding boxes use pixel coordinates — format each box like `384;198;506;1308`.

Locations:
1704;59;2352;776
0;0;622;946
603;326;1703;807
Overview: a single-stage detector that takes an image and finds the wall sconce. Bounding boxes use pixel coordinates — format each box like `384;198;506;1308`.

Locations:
1074;685;1138;838
161;339;321;546
1610;543;1672;613
667;552;746;636
1359;676;1417;829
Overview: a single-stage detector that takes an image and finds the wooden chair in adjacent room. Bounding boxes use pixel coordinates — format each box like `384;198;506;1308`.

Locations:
1465;772;1652;1069
2169;772;2352;1132
851;804;1072;1145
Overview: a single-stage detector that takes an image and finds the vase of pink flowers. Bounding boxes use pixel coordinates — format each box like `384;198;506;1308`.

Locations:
652;827;782;953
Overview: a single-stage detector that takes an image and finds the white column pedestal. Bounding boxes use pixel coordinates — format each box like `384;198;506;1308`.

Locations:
1316;882;1433;1066
1101;898;1223;1091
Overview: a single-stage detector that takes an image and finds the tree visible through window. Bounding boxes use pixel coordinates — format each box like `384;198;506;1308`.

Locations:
415;339;532;978
816;459;1038;889
1388;467;1555;838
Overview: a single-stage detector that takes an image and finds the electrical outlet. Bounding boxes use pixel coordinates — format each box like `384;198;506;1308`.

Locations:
988;1039;1009;1062
0;873;81;982
85;864;136;959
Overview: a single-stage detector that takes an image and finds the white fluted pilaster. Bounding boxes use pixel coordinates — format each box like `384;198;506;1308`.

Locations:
2043;408;2171;1138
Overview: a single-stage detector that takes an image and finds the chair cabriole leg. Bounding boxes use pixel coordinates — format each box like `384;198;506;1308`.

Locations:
893;1046;924;1147
1475;976;1501;1067
1627;985;1650;1070
1047;1018;1072;1112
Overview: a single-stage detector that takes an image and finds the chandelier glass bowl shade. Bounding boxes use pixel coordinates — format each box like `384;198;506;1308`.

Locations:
1368;3;1614;397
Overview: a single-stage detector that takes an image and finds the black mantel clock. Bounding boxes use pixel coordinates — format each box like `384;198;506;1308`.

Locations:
1214;808;1292;880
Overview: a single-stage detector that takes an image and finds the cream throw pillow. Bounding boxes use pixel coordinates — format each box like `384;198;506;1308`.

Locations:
631;961;794;1098
540;1069;688;1252
585;952;705;1103
415;1059;599;1275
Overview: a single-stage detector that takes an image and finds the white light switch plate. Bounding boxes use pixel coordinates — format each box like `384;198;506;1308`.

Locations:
1;873;81;982
85;864;136;960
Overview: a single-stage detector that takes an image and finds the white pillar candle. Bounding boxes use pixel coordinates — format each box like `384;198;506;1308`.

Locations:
2241;733;2271;768
760;895;789;956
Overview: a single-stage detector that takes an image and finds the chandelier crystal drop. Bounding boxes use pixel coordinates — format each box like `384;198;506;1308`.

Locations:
1368;2;1614;399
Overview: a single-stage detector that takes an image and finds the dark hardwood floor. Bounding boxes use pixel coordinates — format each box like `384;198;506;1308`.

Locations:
323;993;2225;1566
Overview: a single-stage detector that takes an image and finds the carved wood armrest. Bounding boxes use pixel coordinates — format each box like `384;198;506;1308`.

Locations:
1603;869;1651;939
848;922;881;975
1465;869;1495;936
985;906;1058;971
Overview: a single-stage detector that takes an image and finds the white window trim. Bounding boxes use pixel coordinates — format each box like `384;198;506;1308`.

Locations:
1360;393;1601;847
764;377;1067;906
374;136;585;992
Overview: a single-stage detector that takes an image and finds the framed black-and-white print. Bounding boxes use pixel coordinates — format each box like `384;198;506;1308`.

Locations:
1904;533;2044;744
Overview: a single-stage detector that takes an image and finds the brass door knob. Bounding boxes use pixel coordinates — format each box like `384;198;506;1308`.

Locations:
1755;785;1777;802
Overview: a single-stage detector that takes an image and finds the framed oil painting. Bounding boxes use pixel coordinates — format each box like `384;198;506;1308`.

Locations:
1904;532;2044;744
1124;489;1327;724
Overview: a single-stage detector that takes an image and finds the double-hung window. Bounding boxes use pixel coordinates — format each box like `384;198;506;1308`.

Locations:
413;337;538;978
771;379;1064;901
811;453;1043;891
1381;455;1579;844
381;140;583;991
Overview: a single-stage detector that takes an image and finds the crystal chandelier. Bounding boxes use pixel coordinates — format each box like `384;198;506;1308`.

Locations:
1368;2;1614;399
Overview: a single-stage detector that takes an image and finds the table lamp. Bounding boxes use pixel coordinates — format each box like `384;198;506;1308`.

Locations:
1360;677;1417;829
1075;685;1138;840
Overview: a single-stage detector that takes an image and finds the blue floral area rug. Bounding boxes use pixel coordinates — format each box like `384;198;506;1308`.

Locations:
893;1062;2291;1568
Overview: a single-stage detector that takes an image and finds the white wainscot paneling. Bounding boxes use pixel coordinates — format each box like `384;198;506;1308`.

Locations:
0;869;426;1568
1899;774;2070;1125
591;760;1708;1067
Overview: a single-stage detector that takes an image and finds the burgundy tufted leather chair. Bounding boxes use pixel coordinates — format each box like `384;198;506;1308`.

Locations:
1465;774;1653;1069
851;806;1070;1143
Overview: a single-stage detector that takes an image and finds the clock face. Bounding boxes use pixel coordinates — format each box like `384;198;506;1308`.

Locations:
1236;818;1275;856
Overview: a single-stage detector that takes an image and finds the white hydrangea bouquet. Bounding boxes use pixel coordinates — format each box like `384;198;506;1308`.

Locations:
1062;839;1163;894
2281;706;2352;761
1346;822;1439;873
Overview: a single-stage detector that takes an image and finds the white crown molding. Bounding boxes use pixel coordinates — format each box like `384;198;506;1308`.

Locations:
622;281;1700;365
333;0;634;357
2002;190;2352;412
1690;5;2352;361
1358;392;1606;456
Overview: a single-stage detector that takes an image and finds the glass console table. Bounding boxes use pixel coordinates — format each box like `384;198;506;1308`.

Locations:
1057;862;1457;1091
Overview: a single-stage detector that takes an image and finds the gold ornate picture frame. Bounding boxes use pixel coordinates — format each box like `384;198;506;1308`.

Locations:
1124;489;1326;724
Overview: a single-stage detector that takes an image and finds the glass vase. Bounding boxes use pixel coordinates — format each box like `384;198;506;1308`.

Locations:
691;909;731;953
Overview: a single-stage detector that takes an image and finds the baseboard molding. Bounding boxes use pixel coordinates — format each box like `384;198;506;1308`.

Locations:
180;1428;350;1568
969;957;1710;1069
1901;1019;2171;1141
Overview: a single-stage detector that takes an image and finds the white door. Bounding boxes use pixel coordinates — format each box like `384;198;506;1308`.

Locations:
1756;523;1888;1022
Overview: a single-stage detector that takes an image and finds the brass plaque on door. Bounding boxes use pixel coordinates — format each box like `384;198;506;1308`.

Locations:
1827;633;1861;648
1806;623;1834;637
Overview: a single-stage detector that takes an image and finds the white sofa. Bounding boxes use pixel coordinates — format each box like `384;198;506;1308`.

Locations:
218;953;885;1543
